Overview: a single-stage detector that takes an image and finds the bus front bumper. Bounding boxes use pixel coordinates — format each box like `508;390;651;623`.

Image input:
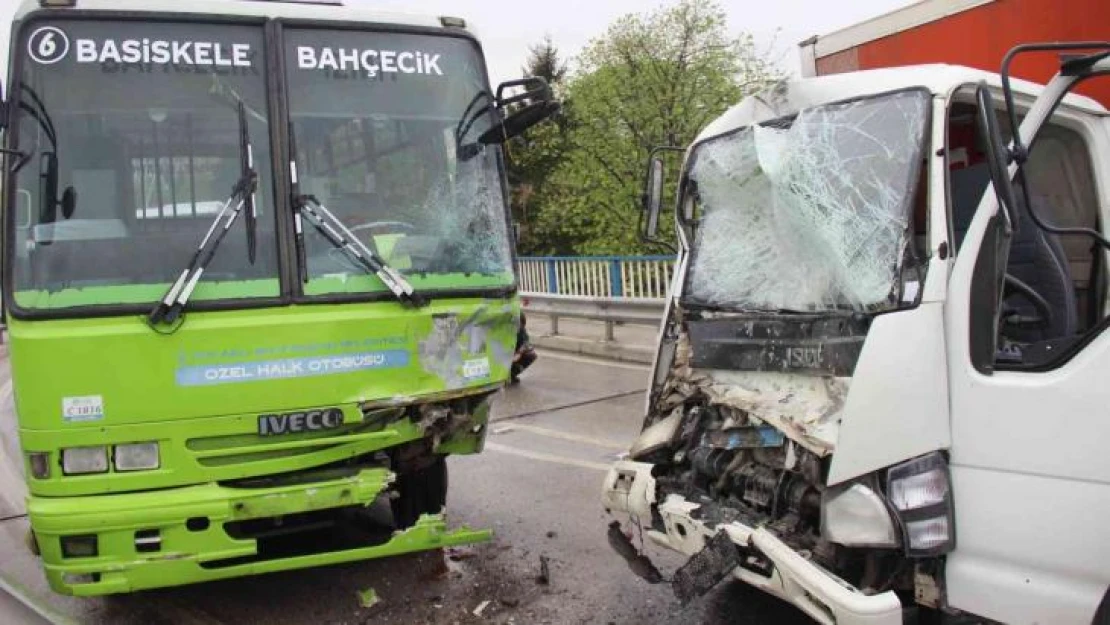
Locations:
28;467;489;596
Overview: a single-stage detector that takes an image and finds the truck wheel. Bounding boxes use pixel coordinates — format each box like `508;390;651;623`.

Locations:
391;455;448;530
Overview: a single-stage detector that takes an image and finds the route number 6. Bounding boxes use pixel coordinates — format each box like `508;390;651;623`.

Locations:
28;26;69;65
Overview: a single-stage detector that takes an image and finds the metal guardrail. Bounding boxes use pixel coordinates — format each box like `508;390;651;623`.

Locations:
521;293;665;341
517;255;675;299
516;256;673;342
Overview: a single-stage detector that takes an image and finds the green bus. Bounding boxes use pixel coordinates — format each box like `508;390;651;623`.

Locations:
2;0;556;596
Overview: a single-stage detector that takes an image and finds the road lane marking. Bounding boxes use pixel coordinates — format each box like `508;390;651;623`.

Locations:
484;442;611;472
536;349;651;371
492;424;629;451
0;575;74;625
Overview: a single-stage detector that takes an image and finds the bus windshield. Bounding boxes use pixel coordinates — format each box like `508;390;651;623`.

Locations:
285;28;513;297
6;21;515;314
9;20;277;311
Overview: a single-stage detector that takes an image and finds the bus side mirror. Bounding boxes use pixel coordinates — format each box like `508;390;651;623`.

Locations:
643;157;664;239
975;83;1018;229
38;152;77;224
478;77;561;145
61;185;77;219
39;152;59;224
0;80;8;130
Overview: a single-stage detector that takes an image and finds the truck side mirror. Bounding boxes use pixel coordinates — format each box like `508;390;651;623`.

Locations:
643;157;664;239
975;83;1018;230
477;77;561;145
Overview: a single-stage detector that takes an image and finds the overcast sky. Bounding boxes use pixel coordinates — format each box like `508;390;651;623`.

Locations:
0;0;917;82
353;0;918;83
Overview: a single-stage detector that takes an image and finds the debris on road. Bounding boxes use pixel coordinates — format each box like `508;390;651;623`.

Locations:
545;530;557;539
357;587;380;609
536;555;551;585
473;599;492;616
448;546;478;561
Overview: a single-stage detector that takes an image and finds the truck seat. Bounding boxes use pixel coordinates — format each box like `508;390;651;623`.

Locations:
949;163;1078;343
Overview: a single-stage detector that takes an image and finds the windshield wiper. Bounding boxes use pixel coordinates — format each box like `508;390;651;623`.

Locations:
148;100;258;326
288;122;426;308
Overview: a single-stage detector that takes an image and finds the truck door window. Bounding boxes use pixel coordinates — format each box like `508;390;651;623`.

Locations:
953;80;1107;370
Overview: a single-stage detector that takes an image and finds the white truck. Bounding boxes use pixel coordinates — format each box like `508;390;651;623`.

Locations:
602;44;1110;624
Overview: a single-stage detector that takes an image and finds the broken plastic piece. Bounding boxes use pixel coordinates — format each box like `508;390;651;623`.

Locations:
672;530;741;605
536;554;551;585
357;587;380;609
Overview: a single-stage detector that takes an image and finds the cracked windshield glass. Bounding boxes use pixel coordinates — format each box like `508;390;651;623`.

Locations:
285;28;513;296
10;21;276;311
683;89;930;313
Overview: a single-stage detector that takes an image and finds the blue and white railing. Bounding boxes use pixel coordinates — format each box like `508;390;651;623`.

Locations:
515;256;675;341
516;255;675;300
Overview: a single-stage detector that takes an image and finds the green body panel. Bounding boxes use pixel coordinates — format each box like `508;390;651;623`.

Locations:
11;297;515;430
28;467;491;596
10;297;514;595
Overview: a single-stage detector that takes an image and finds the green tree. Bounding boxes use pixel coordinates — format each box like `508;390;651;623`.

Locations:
529;0;781;255
505;35;573;254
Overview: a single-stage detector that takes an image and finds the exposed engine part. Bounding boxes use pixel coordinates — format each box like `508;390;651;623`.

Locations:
691;446;735;480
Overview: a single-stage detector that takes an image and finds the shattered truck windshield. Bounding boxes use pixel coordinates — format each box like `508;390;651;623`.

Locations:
683;89;930;313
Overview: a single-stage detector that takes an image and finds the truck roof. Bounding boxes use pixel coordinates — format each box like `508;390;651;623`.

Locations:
13;0;464;33
695;62;1106;143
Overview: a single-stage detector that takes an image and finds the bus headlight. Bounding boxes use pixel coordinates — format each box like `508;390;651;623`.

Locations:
887;452;956;556
114;442;160;471
61;446;108;475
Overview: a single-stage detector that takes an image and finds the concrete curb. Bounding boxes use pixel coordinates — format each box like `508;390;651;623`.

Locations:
531;335;655;364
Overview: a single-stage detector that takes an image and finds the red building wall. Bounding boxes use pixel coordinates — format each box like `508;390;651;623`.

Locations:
816;0;1110;107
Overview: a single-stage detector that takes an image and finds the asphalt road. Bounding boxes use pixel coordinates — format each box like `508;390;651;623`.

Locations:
0;349;812;625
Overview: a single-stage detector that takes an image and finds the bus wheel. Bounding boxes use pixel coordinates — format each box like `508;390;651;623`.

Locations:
391;455;448;530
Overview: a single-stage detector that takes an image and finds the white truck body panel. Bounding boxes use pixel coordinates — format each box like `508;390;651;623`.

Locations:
618;60;1110;624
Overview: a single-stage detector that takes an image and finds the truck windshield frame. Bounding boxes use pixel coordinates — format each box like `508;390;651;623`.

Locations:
678;88;931;314
2;12;517;320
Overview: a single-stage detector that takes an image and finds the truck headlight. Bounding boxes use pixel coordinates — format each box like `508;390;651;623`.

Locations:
114;442;160;471
821;481;900;548
886;452;955;556
61;446;108;475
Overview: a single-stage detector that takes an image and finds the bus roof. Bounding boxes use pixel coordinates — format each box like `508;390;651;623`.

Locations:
14;0;467;33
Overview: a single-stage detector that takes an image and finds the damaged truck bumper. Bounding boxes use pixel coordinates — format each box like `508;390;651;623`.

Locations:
603;460;902;625
29;467;490;596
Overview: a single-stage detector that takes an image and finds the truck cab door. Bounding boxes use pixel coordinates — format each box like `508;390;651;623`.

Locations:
942;80;1110;624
